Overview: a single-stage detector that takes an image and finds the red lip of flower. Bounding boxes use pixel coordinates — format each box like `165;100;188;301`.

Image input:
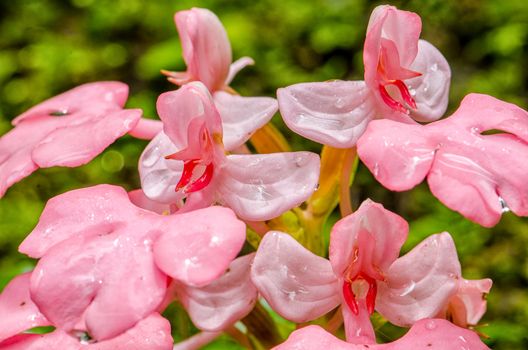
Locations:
277;5;451;148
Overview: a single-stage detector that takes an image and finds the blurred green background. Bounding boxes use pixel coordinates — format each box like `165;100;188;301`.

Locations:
0;0;527;349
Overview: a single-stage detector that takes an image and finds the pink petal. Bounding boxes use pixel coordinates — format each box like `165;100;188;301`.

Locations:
0;82;140;197
406;40;451;122
139;132;185;204
0;273;49;342
329;200;408;280
128;189;172;215
214;91;277;151
175;8;232;91
376;232;461;327
359;93;528;227
225;56;254;85
217;152;320;221
29;226;167;340
177;254;258;331
277;81;377;148
153;206;246;287
341;300;375;344
0;313;173;350
364;5;421;89
157;82;222;152
273;325;354;350
453;278;493;326
251;231;340;323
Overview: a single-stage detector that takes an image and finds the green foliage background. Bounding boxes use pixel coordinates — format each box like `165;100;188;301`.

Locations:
0;0;527;349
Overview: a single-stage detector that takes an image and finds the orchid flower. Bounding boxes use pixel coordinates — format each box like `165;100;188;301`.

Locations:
273;319;489;350
357;93;528;227
277;5;451;148
0;273;172;350
139;82;320;221
17;184;246;341
251;200;488;343
0;82;160;198
161;7;277;151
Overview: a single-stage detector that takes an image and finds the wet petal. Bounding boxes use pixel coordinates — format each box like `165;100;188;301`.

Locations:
273;325;354;350
277;81;377;148
217;152;320;221
454;278;493;326
376;232;461;327
0;273;49;342
406;40;451;122
341;300;375;344
329;200;408;280
177;254;257;331
128;189;172;215
175;8;232;91
154;206;246;287
214;91;277;151
251;232;340;322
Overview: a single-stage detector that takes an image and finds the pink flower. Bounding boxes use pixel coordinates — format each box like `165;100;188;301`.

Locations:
273;319;489;350
161;7;277;151
251;200;486;342
17;184;246;341
139;82;320;221
357;93;528;227
277;5;450;148
0;82;145;198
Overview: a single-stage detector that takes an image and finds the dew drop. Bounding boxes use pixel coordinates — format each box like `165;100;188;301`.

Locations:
335;98;345;109
425;320;436;330
499;196;510;213
49;109;69;117
430;63;438;72
142;145;161;167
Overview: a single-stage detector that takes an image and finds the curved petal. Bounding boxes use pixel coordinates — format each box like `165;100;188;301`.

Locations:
277;81;377;148
341;300;375;344
406;40;451;122
128;189;172;215
175;8;232;91
364;5;421;89
453;278;493;326
251;231;340;323
154;206;246;287
273;325;355;350
329;199;408;280
178;254;257;331
0;273;49;342
214;91;277;151
19;185;136;258
217;152;320;221
225;56;254;85
376;232;461;327
29;227;167;341
357;119;437;191
139;131;185;204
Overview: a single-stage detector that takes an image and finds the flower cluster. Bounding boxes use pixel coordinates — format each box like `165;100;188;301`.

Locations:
0;4;525;350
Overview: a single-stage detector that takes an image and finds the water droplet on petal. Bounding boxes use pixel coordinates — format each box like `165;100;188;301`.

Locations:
335;98;345;109
430;63;438;72
142;145;161;168
425;320;436;330
499;196;510;213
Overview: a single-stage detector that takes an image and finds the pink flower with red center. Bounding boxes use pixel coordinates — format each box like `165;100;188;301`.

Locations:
139;82;320;221
0;82;152;198
273;319;489;350
161;7;278;151
357;93;528;227
16;184;246;342
277;5;450;148
251;200;489;343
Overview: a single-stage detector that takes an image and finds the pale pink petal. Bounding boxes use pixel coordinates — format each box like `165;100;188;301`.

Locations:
341;300;375;344
0;332;79;350
154;206;246;287
128;118;164;140
31;109;141;167
217;152;320;221
173;331;222;350
29;227;166;340
225;56;254;85
177;254;257;331
0;82;140;197
128;189;172;215
19;185;136;258
357;120;436;191
406;40;451;122
364;5;421;89
175;8;232;91
454;278;493;326
0;273;49;342
329;200;408;280
139;132;185;204
273;325;354;350
157;83;222;151
251;231;340;323
379;319;490;350
376;232;461;327
277;81;377;148
214;91;277;151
